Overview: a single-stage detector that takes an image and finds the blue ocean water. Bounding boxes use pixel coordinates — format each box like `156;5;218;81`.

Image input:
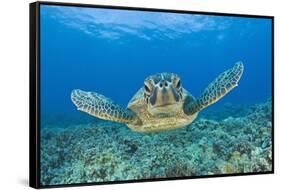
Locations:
40;5;272;125
39;5;273;185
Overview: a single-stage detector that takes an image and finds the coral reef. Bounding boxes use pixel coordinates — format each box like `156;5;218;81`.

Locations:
200;102;251;121
40;98;272;186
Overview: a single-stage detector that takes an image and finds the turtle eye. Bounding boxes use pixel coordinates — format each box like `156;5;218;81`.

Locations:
176;80;181;89
144;84;151;94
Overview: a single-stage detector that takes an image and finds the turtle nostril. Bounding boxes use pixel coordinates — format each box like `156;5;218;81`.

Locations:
159;80;168;88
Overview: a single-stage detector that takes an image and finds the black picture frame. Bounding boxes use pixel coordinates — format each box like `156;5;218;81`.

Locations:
29;1;274;189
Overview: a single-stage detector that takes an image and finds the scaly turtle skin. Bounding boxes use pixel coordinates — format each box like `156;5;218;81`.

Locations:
71;62;244;132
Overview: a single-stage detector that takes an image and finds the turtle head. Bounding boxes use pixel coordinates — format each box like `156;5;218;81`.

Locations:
144;73;184;116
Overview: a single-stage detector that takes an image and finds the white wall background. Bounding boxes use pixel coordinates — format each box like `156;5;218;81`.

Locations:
0;0;279;189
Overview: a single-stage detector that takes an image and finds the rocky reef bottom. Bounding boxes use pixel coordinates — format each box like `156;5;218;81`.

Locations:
40;98;272;186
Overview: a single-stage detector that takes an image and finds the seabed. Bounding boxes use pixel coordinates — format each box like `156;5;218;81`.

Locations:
40;98;272;185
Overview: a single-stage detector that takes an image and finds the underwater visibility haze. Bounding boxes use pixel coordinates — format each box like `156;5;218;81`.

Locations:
39;4;273;186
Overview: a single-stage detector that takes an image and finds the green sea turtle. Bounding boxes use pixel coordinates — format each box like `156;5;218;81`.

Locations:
71;62;243;132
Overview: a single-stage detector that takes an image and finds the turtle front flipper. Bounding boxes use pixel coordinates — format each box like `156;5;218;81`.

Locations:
184;62;244;115
71;89;142;125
